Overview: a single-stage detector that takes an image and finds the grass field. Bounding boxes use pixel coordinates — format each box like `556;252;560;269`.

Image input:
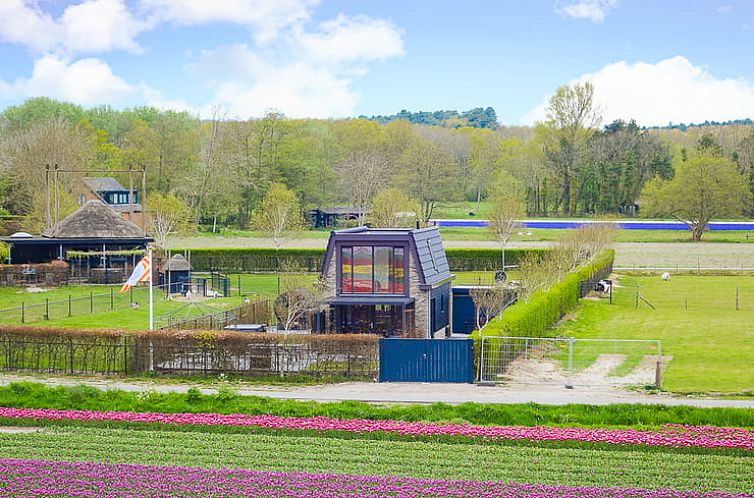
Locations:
558;275;754;393
0;271;510;329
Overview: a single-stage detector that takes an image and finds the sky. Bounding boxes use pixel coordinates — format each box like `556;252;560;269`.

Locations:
1;0;754;126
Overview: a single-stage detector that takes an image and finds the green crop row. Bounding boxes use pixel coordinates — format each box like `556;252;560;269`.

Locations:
482;249;615;338
0;427;749;492
2;382;754;430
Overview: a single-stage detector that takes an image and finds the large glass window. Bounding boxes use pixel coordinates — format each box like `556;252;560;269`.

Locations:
341;247;353;293
352;246;373;293
392;247;405;293
374;246;391;293
339;245;406;294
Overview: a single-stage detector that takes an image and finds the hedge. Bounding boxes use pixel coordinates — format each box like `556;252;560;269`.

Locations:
175;247;548;273
0;326;379;379
480;249;615;338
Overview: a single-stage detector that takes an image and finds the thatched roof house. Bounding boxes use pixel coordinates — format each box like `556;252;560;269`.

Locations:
43;200;146;238
1;200;152;266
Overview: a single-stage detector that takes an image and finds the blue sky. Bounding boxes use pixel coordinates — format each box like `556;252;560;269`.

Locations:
1;0;753;125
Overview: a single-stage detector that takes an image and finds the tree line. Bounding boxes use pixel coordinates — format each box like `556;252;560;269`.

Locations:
1;90;753;237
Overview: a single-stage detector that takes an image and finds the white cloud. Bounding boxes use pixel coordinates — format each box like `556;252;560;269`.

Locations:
0;0;148;55
523;56;754;126
140;0;318;42
190;44;357;118
297;14;404;63
3;55;135;106
557;0;618;23
188;14;404;118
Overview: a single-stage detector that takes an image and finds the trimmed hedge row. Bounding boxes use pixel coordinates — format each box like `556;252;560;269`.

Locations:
175;247;548;273
481;249;615;338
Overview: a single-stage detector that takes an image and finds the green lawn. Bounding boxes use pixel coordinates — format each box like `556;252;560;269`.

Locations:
0;427;749;492
558;275;754;393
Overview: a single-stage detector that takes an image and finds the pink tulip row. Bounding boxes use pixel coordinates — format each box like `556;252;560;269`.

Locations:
0;406;752;451
0;458;749;498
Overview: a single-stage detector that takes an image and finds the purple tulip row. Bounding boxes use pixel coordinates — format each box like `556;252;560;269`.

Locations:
0;458;749;498
0;406;752;451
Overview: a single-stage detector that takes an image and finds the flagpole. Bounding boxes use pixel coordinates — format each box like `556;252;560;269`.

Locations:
148;245;154;331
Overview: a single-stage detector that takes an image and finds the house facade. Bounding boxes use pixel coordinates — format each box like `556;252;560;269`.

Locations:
320;227;454;338
73;177;144;226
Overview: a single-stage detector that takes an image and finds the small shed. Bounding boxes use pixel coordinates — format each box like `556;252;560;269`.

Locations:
160;254;191;293
309;207;368;229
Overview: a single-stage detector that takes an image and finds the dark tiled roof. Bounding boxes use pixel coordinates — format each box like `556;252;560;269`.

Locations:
83;177;128;192
411;228;452;286
42;200;146;239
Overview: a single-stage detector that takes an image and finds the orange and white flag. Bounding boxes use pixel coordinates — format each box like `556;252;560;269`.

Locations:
119;255;151;294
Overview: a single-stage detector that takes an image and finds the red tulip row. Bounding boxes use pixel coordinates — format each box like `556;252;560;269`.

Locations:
0;406;751;450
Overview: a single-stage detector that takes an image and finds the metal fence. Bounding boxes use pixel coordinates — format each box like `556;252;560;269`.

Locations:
157;299;271;330
0;285;166;325
478;336;664;389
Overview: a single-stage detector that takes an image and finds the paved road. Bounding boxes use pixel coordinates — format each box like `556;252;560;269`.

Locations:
2;375;753;408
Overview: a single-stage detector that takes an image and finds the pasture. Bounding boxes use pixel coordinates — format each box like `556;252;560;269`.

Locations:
558;274;754;393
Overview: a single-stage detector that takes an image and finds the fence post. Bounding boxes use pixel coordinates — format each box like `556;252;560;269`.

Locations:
90;292;93;313
68;295;72;317
69;338;74;374
110;288;114;310
655;341;663;390
45;298;49;320
565;337;575;389
21;302;24;324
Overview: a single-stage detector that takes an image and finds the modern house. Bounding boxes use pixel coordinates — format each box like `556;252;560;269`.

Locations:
0;200;152;284
320;226;454;337
74;177;144;226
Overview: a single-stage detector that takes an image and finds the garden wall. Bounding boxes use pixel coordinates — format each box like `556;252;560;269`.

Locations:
480;249;615;338
178;248;548;273
0;326;379;380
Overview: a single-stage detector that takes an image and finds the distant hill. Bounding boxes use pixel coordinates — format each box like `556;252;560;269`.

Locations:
363;107;499;129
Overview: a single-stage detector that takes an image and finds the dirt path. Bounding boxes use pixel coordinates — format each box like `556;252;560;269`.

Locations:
1;374;752;408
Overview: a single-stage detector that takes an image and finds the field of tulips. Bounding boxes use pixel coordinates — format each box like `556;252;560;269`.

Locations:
1;406;753;451
0;427;751;492
0;458;750;498
0;394;751;496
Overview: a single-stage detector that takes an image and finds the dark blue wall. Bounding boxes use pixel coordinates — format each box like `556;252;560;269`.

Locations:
430;283;450;333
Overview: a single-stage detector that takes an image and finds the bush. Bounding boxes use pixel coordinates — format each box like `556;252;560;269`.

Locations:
177;247;548;273
481;250;615;338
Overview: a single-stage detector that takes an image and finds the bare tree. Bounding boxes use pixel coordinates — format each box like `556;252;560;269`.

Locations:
469;284;508;330
334;150;389;225
193;107;226;225
274;273;327;331
146;192;192;249
487;191;524;273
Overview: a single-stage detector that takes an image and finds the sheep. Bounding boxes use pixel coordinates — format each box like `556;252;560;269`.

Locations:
661;272;670;281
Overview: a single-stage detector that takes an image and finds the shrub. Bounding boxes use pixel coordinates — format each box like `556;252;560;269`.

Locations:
481;249;615;338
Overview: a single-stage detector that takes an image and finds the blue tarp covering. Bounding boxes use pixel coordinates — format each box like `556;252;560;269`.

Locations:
432;219;754;231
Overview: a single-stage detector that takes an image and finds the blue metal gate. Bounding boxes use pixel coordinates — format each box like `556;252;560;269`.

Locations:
379;338;475;383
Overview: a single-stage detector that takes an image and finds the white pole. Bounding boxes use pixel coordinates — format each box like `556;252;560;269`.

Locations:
148;245;154;331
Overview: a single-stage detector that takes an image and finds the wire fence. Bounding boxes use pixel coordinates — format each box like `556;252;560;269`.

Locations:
0;285;166;325
478;336;664;389
157;299;271;330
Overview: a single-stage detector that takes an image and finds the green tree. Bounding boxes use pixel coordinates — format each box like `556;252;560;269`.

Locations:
252;183;303;249
639;156;751;241
369;188;420;228
542;82;602;214
398;136;459;221
487;174;525;272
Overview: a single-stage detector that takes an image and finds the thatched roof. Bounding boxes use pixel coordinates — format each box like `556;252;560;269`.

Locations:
43;200;146;239
162;253;191;271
